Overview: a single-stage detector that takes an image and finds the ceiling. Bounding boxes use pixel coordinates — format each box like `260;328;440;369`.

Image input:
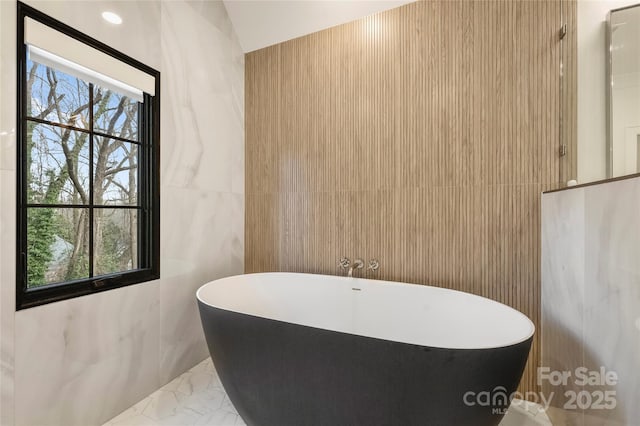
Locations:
222;0;416;53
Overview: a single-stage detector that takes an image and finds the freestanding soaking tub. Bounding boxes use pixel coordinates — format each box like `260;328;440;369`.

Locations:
197;272;534;426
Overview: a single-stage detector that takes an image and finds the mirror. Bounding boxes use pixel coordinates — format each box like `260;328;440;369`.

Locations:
571;1;640;185
608;4;640;177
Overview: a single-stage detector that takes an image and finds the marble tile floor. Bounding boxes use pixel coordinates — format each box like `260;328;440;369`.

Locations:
103;358;553;426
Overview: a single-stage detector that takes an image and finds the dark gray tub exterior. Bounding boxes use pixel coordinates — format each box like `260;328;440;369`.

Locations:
198;300;533;426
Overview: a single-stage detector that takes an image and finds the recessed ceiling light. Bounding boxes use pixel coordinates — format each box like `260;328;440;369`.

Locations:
102;11;122;25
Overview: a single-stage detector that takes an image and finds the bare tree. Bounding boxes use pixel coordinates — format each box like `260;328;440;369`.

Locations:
26;61;138;285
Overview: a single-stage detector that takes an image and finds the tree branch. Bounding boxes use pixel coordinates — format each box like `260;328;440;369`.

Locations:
104;165;135;177
109;179;130;198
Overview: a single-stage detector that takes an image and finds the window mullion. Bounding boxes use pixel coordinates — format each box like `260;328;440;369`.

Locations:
88;83;94;278
19;42;28;293
138;100;146;268
17;1;160;310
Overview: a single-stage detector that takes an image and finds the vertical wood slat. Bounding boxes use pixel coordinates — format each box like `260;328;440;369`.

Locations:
245;1;563;395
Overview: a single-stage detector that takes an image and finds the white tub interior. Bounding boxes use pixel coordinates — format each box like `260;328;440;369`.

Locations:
197;272;535;350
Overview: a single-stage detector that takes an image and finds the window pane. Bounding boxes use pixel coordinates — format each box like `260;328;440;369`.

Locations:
27;207;90;287
28;122;90;205
26;59;90;128
93;85;139;141
94;208;139;276
94;137;138;205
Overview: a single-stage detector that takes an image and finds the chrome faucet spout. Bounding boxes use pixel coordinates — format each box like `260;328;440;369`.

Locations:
348;259;364;277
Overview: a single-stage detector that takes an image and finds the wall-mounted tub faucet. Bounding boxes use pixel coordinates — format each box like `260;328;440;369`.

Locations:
338;257;364;277
339;257;366;277
348;259;364;277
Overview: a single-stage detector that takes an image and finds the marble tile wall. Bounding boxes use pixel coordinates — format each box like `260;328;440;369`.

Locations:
159;0;244;384
541;187;585;425
0;1;244;425
541;176;640;425
0;1;17;424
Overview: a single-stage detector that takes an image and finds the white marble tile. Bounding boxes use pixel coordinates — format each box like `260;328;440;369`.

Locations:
0;1;17;424
188;1;235;40
219;395;238;415
0;0;16;172
103;359;230;426
582;177;640;424
194;409;244;426
142;390;183;421
499;399;552;426
159;189;239;383
157;0;244;395
542;176;640;425
160;1;243;194
175;370;212;396
2;2;163;426
0;170;15;426
107;397;153;426
0;357;13;426
108;414;159;426
14;281;162;426
230;193;244;270
176;387;226;417
156;407;203;426
541;187;585;413
3;1;244;425
230;124;245;195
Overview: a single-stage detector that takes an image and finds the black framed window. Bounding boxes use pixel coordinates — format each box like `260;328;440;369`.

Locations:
16;2;160;309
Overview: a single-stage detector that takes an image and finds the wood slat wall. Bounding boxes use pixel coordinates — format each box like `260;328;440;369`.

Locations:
246;0;564;395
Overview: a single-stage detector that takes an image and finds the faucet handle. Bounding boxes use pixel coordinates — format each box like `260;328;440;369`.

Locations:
338;257;350;269
368;259;380;272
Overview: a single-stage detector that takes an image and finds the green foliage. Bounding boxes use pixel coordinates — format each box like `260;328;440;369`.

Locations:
55;211;89;282
95;213;131;275
95;221;119;275
26;207;56;286
26;168;70;287
65;251;89;281
24;63;137;287
25;81;54;287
